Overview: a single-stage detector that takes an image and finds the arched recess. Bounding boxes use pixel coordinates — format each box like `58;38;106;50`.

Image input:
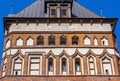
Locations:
37;35;44;45
11;50;24;75
87;52;97;75
48;35;55;45
93;37;98;46
84;36;91;45
46;50;56;75
16;37;23;46
101;37;109;46
26;37;34;46
59;50;69;75
60;35;67;45
100;54;115;75
72;35;79;45
5;39;11;48
72;50;83;75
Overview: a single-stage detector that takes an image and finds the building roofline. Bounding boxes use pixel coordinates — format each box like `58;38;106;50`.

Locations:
4;17;118;31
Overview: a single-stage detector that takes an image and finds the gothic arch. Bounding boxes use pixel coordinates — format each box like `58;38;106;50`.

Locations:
93;37;98;46
72;49;83;58
72;35;79;45
16;37;23;46
86;49;96;57
59;49;70;58
84;35;91;45
26;36;34;46
59;49;69;75
87;52;97;75
60;35;67;45
100;54;115;75
11;49;24;75
100;49;112;58
48;35;55;45
72;49;84;75
46;50;56;58
37;35;44;45
101;36;109;46
12;49;24;58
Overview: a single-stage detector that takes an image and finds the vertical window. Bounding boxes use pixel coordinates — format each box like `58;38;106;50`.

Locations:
48;35;55;45
94;38;98;45
30;58;40;75
62;58;66;71
102;57;112;75
75;58;80;72
88;56;95;75
51;9;56;15
37;35;44;45
61;9;66;15
2;58;7;77
72;36;78;45
48;58;53;71
27;37;34;46
13;58;22;75
6;39;11;48
84;37;91;45
101;37;109;46
16;37;23;46
60;35;67;45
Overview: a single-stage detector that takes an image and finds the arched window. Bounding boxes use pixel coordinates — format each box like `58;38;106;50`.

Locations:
16;37;23;46
6;39;11;48
2;58;7;77
75;58;80;72
48;35;55;45
13;58;22;75
62;58;66;71
60;35;66;45
84;37;91;45
37;35;44;45
72;36;78;45
94;38;98;45
88;56;95;75
48;58;53;71
27;37;34;46
101;37;109;46
102;57;112;75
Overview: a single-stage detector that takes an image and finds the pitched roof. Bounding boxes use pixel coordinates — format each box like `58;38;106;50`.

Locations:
8;0;101;18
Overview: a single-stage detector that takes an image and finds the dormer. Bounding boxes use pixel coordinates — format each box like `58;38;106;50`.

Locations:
45;0;73;18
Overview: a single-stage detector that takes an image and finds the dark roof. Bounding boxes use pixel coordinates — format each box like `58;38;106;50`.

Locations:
8;0;101;18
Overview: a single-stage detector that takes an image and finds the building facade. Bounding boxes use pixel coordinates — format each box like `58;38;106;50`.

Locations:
0;0;120;81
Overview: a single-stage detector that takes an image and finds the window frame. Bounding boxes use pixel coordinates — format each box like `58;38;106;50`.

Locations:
75;58;81;72
48;57;53;72
13;58;22;75
29;57;40;75
62;58;67;71
61;9;67;15
37;35;44;45
60;35;67;45
102;57;113;75
88;56;96;75
72;36;79;45
48;35;55;45
51;9;56;15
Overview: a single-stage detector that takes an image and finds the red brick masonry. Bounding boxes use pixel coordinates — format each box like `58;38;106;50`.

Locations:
0;75;120;81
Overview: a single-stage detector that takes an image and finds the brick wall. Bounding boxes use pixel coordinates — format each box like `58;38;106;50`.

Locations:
0;75;120;81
